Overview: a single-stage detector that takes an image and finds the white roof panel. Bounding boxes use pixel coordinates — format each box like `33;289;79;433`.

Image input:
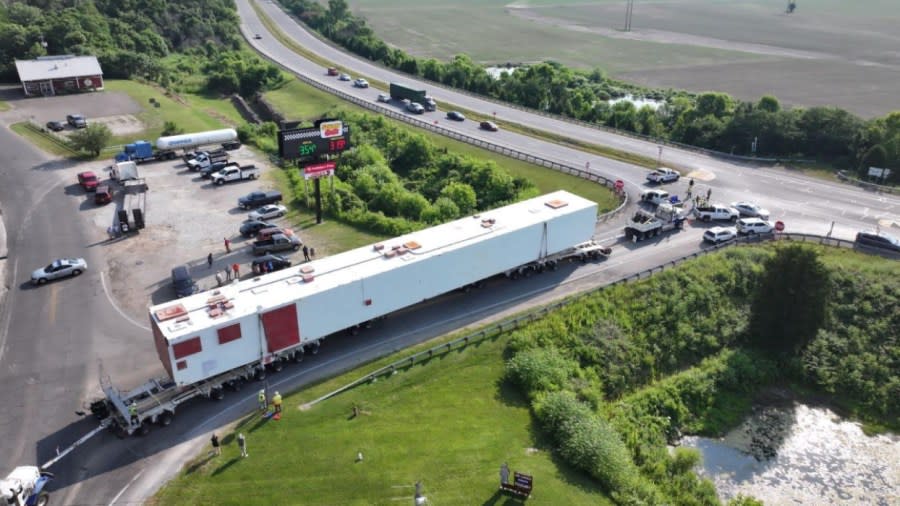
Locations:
150;190;596;341
15;55;103;82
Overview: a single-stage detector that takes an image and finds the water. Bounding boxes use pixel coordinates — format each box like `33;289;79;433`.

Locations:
607;94;664;110
680;403;898;505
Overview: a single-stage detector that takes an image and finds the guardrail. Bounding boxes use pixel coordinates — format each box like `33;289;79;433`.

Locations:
272;3;815;166
303;232;890;407
836;170;897;194
254;41;630;220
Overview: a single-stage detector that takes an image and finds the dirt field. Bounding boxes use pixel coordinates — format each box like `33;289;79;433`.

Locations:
351;0;900;117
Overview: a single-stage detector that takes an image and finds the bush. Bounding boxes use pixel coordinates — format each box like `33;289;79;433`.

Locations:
506;348;577;396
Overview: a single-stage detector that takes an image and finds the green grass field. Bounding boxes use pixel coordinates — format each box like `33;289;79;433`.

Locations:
153;333;613;505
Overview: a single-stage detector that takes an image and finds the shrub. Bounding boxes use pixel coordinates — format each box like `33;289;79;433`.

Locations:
506;348;577;396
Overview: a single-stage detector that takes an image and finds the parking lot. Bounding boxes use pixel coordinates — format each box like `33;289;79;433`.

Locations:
67;149;285;320
0;88;142;127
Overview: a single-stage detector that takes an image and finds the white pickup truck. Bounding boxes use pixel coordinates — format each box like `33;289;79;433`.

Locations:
646;167;680;184
640;189;673;206
211;164;259;185
693;203;739;222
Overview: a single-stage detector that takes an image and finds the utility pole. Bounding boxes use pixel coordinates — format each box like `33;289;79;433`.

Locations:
624;0;635;32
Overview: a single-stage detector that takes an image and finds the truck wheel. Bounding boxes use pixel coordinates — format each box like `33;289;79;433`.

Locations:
703;216;711;222
35;492;49;506
250;174;258;179
158;412;173;427
292;350;304;363
271;359;284;372
292;244;300;251
216;179;224;185
730;216;738;223
139;423;151;436
210;387;225;401
254;368;266;381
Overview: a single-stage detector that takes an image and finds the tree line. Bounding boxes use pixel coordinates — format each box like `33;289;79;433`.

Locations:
281;0;899;182
0;0;282;98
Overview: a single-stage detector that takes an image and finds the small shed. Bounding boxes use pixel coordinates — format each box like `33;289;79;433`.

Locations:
14;55;104;97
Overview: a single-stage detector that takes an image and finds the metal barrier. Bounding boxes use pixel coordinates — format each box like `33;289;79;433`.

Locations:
302;232;888;407
836;170;897;194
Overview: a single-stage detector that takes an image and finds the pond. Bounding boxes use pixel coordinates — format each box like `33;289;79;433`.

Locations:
680;403;898;505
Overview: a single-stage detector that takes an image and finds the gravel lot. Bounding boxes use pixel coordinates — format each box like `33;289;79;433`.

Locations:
70;149;284;320
0;89;142;125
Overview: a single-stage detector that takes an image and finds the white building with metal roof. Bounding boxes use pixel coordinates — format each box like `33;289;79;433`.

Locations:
14;55;104;97
149;191;598;386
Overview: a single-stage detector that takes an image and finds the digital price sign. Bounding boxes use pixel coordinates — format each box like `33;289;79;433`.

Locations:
278;120;352;161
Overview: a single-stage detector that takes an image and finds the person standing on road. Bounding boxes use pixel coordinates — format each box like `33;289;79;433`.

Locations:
706;188;712;201
207;253;213;268
258;389;267;411
224;238;231;253
272;391;283;414
232;263;240;279
303;245;310;262
237;433;247;457
211;433;220;456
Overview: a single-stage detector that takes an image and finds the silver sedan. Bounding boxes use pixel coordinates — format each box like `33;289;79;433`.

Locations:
31;258;88;285
731;201;770;220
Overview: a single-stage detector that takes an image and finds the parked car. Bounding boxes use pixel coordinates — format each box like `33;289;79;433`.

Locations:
171;265;198;297
646;168;680;184
377;93;390;103
736;217;774;235
77;171;99;191
199;161;237;179
353;78;369;88
338;73;351;81
703;227;737;244
31;258;87;285
731;201;771;220
240;220;277;238
248;204;288;221
94;184;113;205
66;114;87;128
327;67;339;76
257;227;295;242
46;120;65;132
446;111;465;121
407;102;425;114
480;121;499;131
854;231;900;253
238;190;283;209
252;254;292;273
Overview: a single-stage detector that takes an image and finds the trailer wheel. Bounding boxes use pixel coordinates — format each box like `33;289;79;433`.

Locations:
158;412;173;427
292;350;304;363
35;492;49;506
549;260;559;270
210;387;225;401
703;215;711;222
138;423;151;436
227;378;243;391
308;341;321;355
271;359;284;373
254;368;266;381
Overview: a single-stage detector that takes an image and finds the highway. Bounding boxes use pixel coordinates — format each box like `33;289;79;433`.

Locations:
0;2;896;505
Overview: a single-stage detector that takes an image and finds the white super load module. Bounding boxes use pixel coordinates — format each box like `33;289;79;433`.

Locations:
155;128;238;151
149;191;597;385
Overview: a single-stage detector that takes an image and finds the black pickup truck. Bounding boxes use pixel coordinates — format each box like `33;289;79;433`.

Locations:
237;190;283;209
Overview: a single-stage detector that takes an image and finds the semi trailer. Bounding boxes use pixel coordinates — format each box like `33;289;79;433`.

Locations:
389;83;436;111
115;129;238;163
87;191;605;436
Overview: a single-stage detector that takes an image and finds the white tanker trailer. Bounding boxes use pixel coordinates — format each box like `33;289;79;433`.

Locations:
115;128;238;163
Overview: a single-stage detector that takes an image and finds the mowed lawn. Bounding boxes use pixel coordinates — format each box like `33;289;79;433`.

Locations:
153;335;612;505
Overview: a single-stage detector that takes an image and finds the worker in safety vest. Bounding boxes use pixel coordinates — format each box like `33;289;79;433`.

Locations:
258;389;267;411
129;401;139;425
272;391;283;414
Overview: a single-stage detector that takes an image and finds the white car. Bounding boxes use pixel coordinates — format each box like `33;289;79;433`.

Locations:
338;73;351;81
736;218;774;235
248;204;287;221
703;227;737;244
377;93;390;103
353;78;369;88
407;102;425;114
640;189;671;206
646;168;680;184
731;201;770;220
31;258;88;284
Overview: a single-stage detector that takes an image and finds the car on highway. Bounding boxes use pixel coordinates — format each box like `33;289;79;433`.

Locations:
248;204;287;221
854;231;900;253
240;220;277;237
46;120;65;132
252;253;292;274
407;102;425;114
736;217;774;235
338;73;351;81
480;121;499;131
446;111;466;121
703;227;737;244
253;34;262;40
66;113;87;128
377;93;390;103
77;171;99;191
31;258;87;285
731;201;770;220
353;78;369;88
327;67;339;76
646;167;680;184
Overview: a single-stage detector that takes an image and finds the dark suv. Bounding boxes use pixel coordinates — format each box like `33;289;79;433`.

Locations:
171;265;198;297
855;231;900;253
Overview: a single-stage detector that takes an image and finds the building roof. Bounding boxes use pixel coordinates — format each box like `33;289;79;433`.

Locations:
14;55;102;82
150;191;597;341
